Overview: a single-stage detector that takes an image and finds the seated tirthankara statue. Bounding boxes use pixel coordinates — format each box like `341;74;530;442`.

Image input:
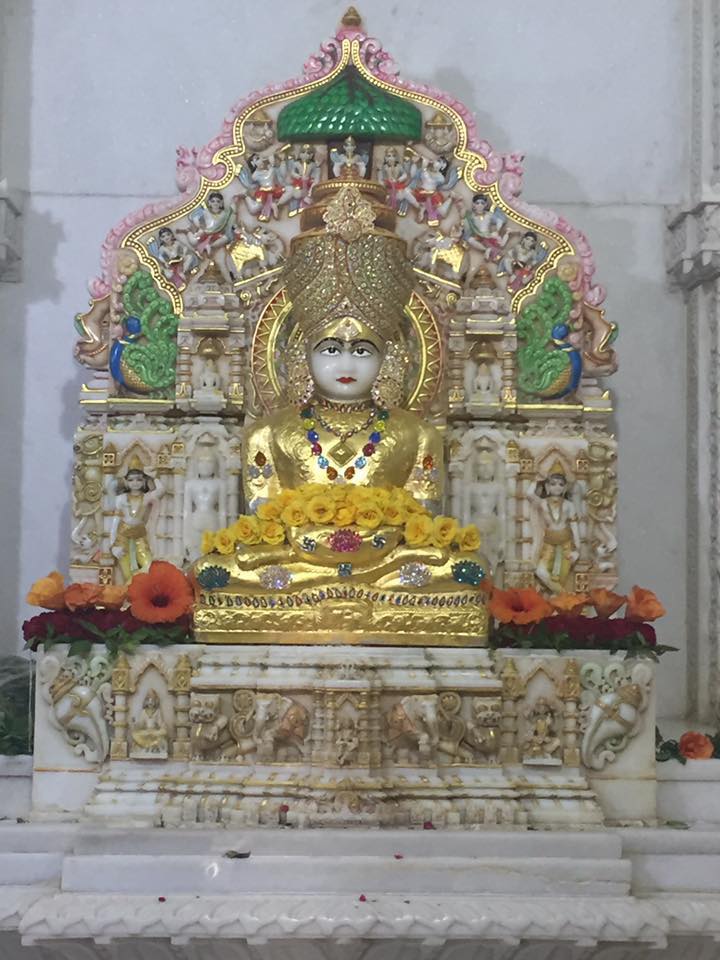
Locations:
193;183;488;645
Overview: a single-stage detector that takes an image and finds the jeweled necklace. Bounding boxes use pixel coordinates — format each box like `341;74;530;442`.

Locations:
300;403;390;480
315;406;375;440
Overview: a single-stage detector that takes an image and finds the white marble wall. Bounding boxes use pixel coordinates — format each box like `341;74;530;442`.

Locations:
1;1;690;714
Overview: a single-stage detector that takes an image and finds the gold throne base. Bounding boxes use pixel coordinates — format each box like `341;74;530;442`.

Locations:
193;583;488;646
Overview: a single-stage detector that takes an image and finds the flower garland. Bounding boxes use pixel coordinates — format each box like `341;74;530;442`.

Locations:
23;563;194;657
203;483;482;554
485;585;674;659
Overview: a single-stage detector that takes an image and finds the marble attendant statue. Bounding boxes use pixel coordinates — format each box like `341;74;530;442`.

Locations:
529;461;581;593
330;135;368;179
183;449;227;561
461;445;504;571
109;461;165;582
196;356;222;392
184;191;237;286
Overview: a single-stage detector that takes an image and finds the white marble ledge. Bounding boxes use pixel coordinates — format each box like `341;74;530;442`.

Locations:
0;825;719;947
17;892;668;947
657;760;720;826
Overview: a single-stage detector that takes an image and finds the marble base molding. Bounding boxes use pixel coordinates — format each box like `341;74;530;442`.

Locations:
32;644;656;829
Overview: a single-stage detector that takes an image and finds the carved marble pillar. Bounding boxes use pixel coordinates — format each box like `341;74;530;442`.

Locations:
171;654;192;759
499;659;523;763
310;688;325;765
110;654;130;759
324;690;337;764
367;689;382;768
559;659;581;767
667;0;720;720
357;689;370;767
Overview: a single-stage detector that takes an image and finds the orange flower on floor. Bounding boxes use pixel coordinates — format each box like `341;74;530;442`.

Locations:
588;588;626;618
626;586;666;622
26;571;66;610
550;593;590;615
127;561;194;624
489;587;553;625
98;585;127;609
64;582;103;611
678;731;714;760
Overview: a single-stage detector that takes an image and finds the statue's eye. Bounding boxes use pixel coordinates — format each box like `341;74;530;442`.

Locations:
321;345;340;356
353;346;372;357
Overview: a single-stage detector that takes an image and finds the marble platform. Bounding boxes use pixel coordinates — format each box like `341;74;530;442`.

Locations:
0;822;719;958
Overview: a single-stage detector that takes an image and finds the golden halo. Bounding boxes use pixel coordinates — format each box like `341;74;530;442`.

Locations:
251;287;444;413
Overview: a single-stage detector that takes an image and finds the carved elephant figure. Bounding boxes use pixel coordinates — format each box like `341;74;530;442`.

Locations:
39;655;111;764
227;691;307;761
253;693;308;760
581;663;652;771
387;694;440;761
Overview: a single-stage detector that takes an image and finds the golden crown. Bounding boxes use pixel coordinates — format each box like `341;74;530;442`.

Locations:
282;184;415;346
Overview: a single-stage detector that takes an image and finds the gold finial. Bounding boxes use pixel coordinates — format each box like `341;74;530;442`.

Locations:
323;184;376;242
342;6;362;27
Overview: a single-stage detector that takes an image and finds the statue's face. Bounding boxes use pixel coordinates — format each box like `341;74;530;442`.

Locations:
197;455;216;479
126;472;146;493
309;335;383;402
546;475;567;497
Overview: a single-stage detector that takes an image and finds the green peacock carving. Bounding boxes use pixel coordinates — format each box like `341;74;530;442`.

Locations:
109;270;179;398
516;275;582;401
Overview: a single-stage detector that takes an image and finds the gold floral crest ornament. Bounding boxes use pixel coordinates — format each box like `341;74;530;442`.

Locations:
322;183;377;241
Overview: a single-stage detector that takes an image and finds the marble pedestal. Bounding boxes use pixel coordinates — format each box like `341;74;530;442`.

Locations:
32;644;656;829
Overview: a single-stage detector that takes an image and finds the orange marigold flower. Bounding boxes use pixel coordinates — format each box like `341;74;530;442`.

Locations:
127;561;194;624
588;588;626;618
489;587;553;625
64;582;103;611
678;731;714;760
26;571;66;610
98;585;127;609
550;592;590;615
626;586;666;622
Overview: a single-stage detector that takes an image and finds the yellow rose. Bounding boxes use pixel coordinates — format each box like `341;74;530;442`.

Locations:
383;503;407;526
260;519;286;545
230;515;262;545
403;495;427;515
432;515;459;548
457;524;482;552
335;504;357;526
355;502;384;530
257;501;282;522
214;529;236;555
404;514;433;546
281;501;307;527
276;490;297;508
306;495;336;524
200;530;216;555
373;487;392;508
